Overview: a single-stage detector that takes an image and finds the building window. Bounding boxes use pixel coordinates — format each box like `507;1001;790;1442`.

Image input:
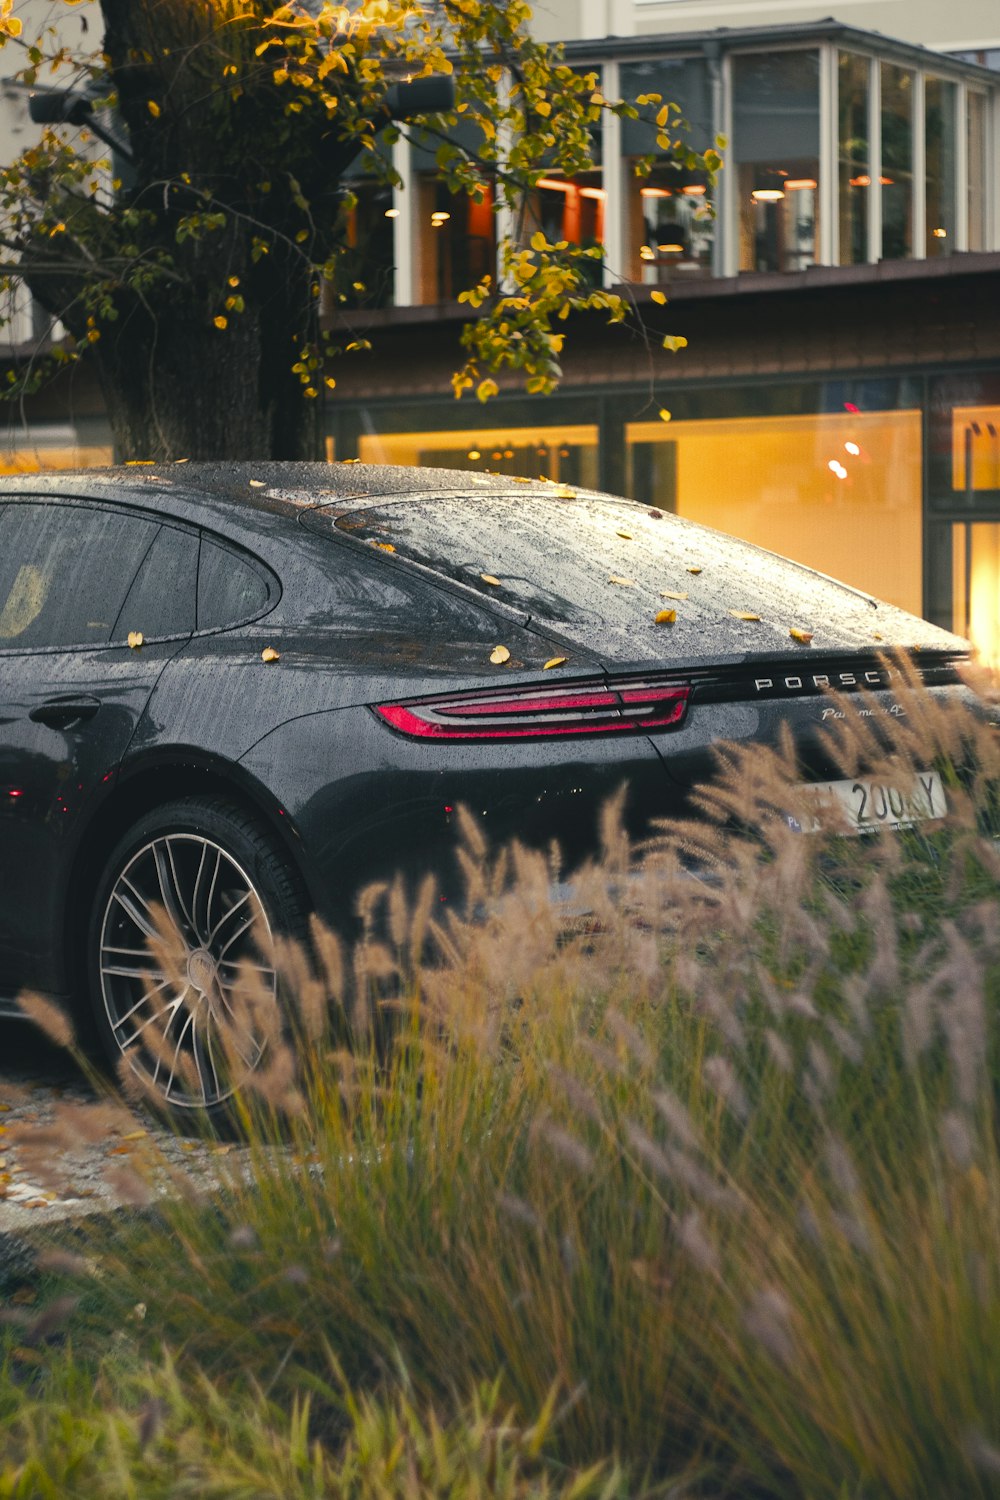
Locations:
523;79;604;285
880;64;914;260
413;123;497;304
357;423;599;487
625;404;922;615
339;176;395;309
838;52;870;266
620;57;715;284
967;91;988;253
924;78;956;257
732;51;821;274
952;522;1000;668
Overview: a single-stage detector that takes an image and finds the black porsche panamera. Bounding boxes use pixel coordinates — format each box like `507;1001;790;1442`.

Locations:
0;462;970;1110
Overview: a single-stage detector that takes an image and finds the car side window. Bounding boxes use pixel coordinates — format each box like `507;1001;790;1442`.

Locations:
197;537;271;631
113;524;199;641
0;502;158;650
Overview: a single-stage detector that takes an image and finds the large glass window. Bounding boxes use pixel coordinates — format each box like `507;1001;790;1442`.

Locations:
620;57;715;284
967;91;987;253
733;51;820;274
952;522;1000;669
414;122;497;304
951;406;1000;495
924;78;956;257
523;82;604;286
625;406;922;615
357;423;599;487
880;65;914;260
838;53;869;265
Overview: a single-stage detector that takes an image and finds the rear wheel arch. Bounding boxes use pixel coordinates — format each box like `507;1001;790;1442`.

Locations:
63;756;317;1012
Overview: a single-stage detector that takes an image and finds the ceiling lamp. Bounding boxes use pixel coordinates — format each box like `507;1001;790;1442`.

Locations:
641;186;672;198
784;178;817;191
681;184;707;196
752;188;785;203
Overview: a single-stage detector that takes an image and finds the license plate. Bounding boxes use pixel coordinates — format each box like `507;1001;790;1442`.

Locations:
788;771;947;835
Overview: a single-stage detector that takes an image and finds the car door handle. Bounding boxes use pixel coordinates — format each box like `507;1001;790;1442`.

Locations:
29;696;101;728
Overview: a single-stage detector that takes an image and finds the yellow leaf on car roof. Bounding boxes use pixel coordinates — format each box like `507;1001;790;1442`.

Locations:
655;609;677;625
543;656;567;670
608;575;635;587
660;591;688;601
490;645;510;665
261;647;280;663
127;631;143;650
730;611;761;622
480;574;502;587
789;627;814;643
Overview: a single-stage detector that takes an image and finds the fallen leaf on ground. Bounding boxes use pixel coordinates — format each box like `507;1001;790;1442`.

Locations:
686;566;702;575
261;647;280;663
608;575;635;587
480;574;502;587
789;627;814;643
660;591;688;601
490;645;511;665
655;609;677;625
248;479;266;488
730;611;761;622
616;530;633;540
127;631;143;650
543;657;567;670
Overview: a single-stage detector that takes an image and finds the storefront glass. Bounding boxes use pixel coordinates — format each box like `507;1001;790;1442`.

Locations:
952;523;1000;668
620;57;715;284
880;64;914;260
838;52;870;266
924;78;956;258
357;423;599;486
732;51;820;274
625;405;922;614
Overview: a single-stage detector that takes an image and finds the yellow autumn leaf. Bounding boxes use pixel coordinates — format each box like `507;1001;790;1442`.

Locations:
248;479;266;488
173;457;189;464
655;609;677;625
660;591;688;601
127;631;143;650
789;627;814;643
480;574;502;587
730;611;761;622
608;575;635;587
650;290;667;305
535;99;552;117
616;530;632;540
687;566;702;575
543;656;567;670
375;542;395;553
213;315;228;330
147;100;161;118
261;647;280;663
658;408;671;423
490;645;510;665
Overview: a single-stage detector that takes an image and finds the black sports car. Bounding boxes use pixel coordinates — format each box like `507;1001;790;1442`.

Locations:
0;462;969;1109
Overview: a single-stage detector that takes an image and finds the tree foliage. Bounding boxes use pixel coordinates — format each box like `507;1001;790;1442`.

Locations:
0;0;722;459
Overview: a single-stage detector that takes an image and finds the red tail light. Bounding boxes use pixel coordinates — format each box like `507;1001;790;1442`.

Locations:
373;676;690;742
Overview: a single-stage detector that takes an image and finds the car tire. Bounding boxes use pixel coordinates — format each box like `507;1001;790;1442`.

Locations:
87;796;308;1120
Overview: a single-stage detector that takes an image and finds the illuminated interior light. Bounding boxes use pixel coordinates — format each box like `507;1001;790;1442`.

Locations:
384;207;400;218
658;242;684;254
430;211;451;225
751;188;785;203
932;227;947;238
879;176;894;185
578;186;607;200
467;448;481;460
784;178;817;191
827;460;848;479
844;441;861;456
681;184;707;196
849;175;871;187
640;186;673;198
536;177;573;193
503;449;514;459
639;245;655;260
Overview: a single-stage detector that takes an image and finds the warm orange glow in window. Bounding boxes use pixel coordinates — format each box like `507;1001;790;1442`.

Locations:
953;523;1000;669
627;409;922;615
952;405;1000;491
0;446;113;473
358;424;599;486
